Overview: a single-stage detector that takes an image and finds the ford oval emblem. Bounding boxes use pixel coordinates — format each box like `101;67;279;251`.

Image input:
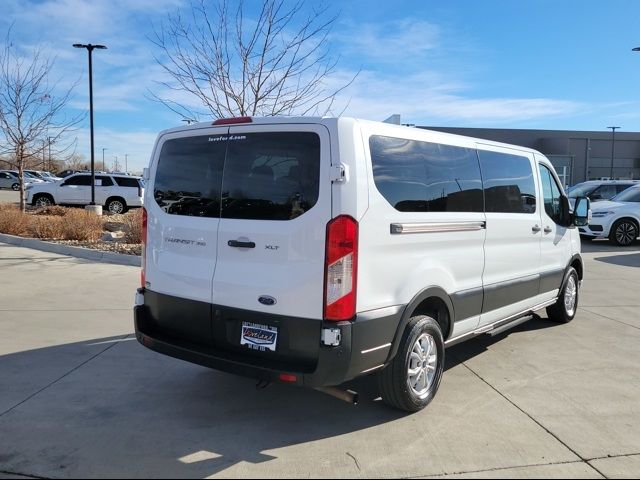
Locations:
259;295;277;306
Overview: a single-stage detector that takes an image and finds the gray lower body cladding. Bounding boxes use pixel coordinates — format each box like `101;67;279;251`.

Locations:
134;289;402;387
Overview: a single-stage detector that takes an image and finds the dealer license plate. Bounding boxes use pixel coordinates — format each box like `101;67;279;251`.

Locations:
240;322;278;352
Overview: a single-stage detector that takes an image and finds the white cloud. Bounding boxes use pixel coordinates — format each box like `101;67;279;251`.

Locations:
318;69;583;126
335;19;441;64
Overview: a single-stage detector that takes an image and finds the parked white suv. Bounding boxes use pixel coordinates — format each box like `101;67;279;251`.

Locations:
134;117;590;412
579;184;640;246
26;172;144;214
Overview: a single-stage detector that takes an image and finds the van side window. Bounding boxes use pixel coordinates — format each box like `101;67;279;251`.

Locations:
478;151;536;214
539;164;563;222
154;135;226;217
221;132;320;220
369;136;483;212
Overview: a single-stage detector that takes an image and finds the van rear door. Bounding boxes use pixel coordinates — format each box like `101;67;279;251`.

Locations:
145;126;228;309
212;123;332;320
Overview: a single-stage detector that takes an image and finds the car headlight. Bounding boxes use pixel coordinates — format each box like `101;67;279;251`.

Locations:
592;211;615;218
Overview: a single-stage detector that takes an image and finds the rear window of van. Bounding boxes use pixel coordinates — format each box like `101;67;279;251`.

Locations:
153;132;320;220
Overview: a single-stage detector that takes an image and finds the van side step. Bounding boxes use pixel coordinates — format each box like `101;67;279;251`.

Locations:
445;298;556;348
489;315;533;337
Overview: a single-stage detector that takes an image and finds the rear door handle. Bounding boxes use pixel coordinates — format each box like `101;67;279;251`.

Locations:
228;240;256;249
532;225;541;233
544;226;553;234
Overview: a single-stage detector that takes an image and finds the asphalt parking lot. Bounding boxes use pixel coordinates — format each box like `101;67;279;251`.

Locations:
0;241;639;478
0;190;18;204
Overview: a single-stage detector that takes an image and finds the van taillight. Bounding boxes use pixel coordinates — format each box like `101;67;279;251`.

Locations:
141;207;147;288
324;215;358;321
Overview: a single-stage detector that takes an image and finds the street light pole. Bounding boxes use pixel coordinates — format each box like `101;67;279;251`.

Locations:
47;137;53;172
125;154;129;174
607;126;620;179
102;147;107;172
73;43;107;210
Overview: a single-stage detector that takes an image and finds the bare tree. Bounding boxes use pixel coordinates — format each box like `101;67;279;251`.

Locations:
65;153;89;171
0;29;82;210
151;0;357;120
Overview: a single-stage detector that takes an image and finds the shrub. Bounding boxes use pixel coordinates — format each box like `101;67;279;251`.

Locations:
29;216;65;239
0;206;29;236
33;205;68;217
122;209;143;244
60;209;103;241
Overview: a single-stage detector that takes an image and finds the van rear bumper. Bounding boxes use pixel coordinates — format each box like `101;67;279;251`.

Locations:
134;289;403;387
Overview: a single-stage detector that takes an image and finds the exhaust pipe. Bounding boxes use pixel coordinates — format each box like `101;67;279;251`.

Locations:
315;386;359;405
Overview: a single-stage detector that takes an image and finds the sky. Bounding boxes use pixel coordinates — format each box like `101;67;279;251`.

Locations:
2;0;640;172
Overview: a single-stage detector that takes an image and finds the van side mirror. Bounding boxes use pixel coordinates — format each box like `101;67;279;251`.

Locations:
573;196;590;227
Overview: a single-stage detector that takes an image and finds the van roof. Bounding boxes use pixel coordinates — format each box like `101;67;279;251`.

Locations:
160;116;546;157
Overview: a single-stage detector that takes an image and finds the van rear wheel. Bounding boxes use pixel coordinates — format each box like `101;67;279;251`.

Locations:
378;315;444;412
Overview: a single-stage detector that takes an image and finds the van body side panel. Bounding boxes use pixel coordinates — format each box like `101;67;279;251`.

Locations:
357;126;487;340
332;118;370;222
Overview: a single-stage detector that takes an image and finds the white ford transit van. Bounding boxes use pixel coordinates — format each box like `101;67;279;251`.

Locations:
134;117;590;412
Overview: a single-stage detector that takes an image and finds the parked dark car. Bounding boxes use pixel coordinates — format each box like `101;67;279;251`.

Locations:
56;169;82;178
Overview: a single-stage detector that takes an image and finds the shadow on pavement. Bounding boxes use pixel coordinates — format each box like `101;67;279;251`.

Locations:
593;252;640;267
581;239;640;253
0;313;563;478
445;314;561;370
0;335;405;477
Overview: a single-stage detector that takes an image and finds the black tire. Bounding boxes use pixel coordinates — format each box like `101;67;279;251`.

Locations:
33;193;54;207
11;183;19;191
608;218;639;247
105;198;127;215
546;267;579;323
378;315;445;413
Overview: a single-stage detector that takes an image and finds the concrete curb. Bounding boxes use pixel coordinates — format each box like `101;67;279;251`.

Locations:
0;233;141;267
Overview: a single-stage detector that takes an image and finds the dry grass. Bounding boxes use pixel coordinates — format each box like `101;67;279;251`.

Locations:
60;209;104;241
33;205;68;217
0;205;29;236
122;208;143;243
0;204;143;245
28;216;65;239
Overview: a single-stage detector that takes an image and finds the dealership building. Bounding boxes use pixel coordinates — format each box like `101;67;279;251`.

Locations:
422;126;640;187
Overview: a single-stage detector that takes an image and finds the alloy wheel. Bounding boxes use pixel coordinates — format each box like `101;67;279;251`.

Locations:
407;333;438;399
615;222;637;246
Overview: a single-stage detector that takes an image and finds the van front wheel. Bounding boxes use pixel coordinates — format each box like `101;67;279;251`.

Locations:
378;315;445;413
546;267;579;323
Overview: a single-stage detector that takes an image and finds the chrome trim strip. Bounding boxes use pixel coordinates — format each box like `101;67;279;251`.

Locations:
444;298;557;348
360;364;385;374
361;343;392;355
391;221;486;235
